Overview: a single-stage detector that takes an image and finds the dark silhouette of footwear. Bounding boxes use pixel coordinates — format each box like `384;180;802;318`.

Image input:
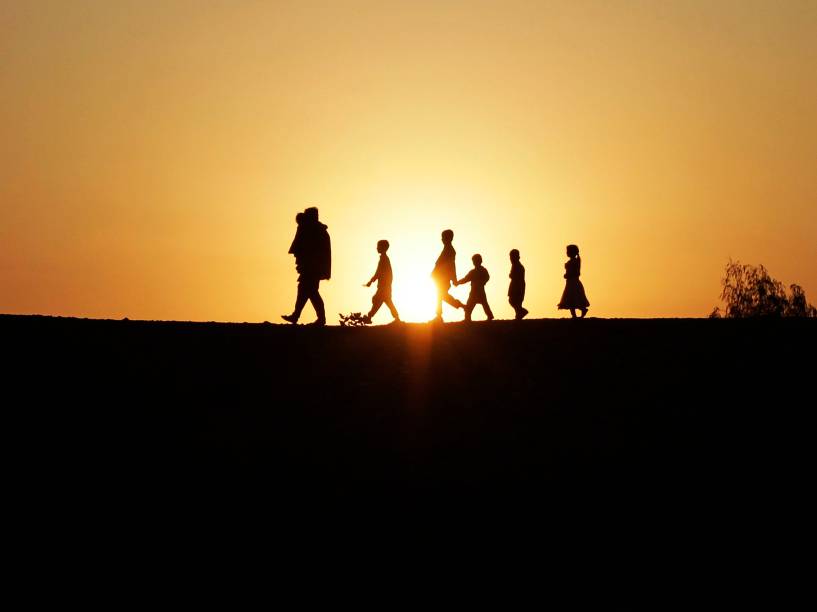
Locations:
281;314;298;324
519;308;529;320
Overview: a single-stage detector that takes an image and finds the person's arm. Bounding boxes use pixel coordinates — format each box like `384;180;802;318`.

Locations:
366;259;383;286
457;270;472;286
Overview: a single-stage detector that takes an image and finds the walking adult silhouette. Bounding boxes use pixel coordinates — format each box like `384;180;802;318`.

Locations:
282;207;331;326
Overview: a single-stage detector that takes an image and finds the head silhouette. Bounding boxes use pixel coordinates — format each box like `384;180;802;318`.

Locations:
377;239;389;253
509;249;520;262
567;244;580;258
472;254;483;266
296;212;304;225
304;207;319;223
441;229;454;244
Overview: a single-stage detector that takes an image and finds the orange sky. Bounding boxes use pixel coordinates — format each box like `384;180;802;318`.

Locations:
2;0;816;322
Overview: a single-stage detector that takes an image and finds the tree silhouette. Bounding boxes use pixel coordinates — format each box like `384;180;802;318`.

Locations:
710;260;816;318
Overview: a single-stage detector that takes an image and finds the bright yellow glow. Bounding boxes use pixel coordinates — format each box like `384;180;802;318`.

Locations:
390;265;437;324
1;1;816;322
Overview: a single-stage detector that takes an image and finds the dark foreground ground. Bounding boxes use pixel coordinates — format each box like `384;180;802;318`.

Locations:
4;315;814;500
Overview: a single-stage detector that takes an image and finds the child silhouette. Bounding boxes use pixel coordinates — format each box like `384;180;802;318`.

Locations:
457;254;494;322
557;244;589;318
508;249;528;320
362;240;400;324
431;229;464;321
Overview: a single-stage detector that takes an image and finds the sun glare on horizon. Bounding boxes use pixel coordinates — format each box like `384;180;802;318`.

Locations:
390;265;437;323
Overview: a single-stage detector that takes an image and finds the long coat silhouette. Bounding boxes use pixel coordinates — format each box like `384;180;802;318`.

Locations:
289;213;331;280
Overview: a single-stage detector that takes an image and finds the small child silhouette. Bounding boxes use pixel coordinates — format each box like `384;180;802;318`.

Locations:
362;240;400;324
457;254;494;322
557;244;590;318
431;229;464;321
508;249;528;320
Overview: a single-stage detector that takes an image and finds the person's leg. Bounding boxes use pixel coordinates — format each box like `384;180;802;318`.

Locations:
580;308;588;318
483;299;494;320
464;296;476;321
435;284;445;318
283;278;310;322
570;308;577;318
367;294;384;320
513;296;528;319
310;294;326;324
509;297;520;319
385;298;400;321
306;278;326;324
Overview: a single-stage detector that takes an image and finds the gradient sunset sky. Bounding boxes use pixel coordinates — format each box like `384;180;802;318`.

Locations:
2;0;815;322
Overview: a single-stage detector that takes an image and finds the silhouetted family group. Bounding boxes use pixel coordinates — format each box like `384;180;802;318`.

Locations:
282;207;590;326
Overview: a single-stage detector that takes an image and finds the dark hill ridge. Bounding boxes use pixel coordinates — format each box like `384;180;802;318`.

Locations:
4;315;814;493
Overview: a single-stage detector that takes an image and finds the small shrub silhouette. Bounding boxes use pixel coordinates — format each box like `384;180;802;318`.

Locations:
339;312;370;327
710;259;816;318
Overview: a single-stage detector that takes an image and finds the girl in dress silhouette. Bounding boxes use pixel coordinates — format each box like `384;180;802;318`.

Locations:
557;244;589;318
